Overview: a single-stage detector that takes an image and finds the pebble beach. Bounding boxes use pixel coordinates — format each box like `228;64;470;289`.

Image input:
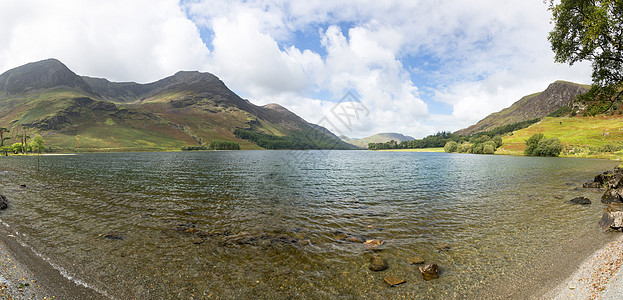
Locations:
547;234;623;300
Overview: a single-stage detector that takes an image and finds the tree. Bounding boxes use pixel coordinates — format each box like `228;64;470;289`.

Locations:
29;135;44;171
524;134;545;156
547;0;623;103
444;141;459;153
0;127;9;147
11;143;22;154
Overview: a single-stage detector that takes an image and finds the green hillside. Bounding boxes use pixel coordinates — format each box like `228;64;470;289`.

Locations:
456;81;590;135
0;59;355;152
498;116;623;159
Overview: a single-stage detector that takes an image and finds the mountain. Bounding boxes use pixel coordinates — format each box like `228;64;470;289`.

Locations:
0;59;356;151
455;81;590;135
341;132;415;148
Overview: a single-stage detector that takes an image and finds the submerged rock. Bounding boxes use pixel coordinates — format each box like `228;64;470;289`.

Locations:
436;243;451;251
419;263;439;280
0;194;7;210
583;181;602;188
599;204;623;231
567;197;591;205
407;256;425;265
384;275;406;287
103;231;125;240
369;255;388;271
363;239;384;249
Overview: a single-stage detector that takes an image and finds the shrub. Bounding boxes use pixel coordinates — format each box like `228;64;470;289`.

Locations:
444;141;459;153
525;134;563;157
524;134;544;156
483;144;495;154
492;136;503;148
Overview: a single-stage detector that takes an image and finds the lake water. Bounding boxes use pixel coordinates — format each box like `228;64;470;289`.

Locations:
0;151;619;299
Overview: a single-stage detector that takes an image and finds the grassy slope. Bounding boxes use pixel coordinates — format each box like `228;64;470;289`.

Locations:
498;115;623;159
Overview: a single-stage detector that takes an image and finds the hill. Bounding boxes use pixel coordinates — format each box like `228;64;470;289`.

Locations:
498;116;623;160
341;132;415;148
0;59;356;151
455;81;590;135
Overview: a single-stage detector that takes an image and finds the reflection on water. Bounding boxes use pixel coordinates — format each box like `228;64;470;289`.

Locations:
0;151;618;298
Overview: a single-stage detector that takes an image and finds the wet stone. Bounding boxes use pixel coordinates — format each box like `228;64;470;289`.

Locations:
567;196;591;205
345;235;366;243
384;275;406;287
437;243;451;251
419;263;439;280
0;194;7;210
363;239;384;249
369;255;388;271
103;231;125;240
407;256;425;265
191;238;205;245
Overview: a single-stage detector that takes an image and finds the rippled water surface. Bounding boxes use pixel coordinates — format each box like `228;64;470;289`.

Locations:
0;151;618;298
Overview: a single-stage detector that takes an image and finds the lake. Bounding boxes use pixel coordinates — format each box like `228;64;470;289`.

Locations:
0;151;618;298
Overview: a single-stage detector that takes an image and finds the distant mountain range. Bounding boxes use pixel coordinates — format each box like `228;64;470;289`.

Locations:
0;59;355;151
341;132;415;148
455;81;590;135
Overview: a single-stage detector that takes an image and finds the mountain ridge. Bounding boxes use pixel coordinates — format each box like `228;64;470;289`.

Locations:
0;58;355;151
455;81;590;135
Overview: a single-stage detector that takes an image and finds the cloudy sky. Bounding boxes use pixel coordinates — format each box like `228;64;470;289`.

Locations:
0;0;592;138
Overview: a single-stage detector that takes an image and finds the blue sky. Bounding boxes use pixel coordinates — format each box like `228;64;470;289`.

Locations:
0;0;592;138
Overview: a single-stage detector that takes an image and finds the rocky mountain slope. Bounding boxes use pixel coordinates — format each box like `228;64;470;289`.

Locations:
0;59;355;151
456;81;589;135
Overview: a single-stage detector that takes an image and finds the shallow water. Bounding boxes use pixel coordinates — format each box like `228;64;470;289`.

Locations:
0;151;618;298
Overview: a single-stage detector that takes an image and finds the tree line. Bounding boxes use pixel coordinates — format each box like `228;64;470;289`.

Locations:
0;126;45;156
368;119;537;151
181;140;241;151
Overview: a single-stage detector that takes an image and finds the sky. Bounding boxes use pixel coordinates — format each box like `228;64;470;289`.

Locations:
0;0;592;139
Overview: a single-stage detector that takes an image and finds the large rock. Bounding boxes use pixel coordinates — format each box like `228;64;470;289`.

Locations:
0;194;7;210
599;204;623;231
601;188;623;204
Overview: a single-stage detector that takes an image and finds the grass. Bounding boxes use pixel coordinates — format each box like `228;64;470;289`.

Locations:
500;115;623;160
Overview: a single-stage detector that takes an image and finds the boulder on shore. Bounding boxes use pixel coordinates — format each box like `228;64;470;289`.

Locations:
0;194;7;210
601;188;623;204
567;197;591;205
599;204;623;231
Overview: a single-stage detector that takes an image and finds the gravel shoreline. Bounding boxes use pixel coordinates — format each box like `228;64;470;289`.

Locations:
0;221;106;299
546;234;623;299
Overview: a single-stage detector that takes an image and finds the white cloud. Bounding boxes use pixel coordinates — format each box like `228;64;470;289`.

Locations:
0;0;594;138
0;0;210;83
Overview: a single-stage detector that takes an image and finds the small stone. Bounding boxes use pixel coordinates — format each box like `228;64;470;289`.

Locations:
384;276;405;287
436;243;451;251
363;239;384;249
369;255;388;271
191;238;205;245
345;235;366;243
333;231;348;240
567;197;591;205
419;263;439;280
407;256;425;265
103;231;125;240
